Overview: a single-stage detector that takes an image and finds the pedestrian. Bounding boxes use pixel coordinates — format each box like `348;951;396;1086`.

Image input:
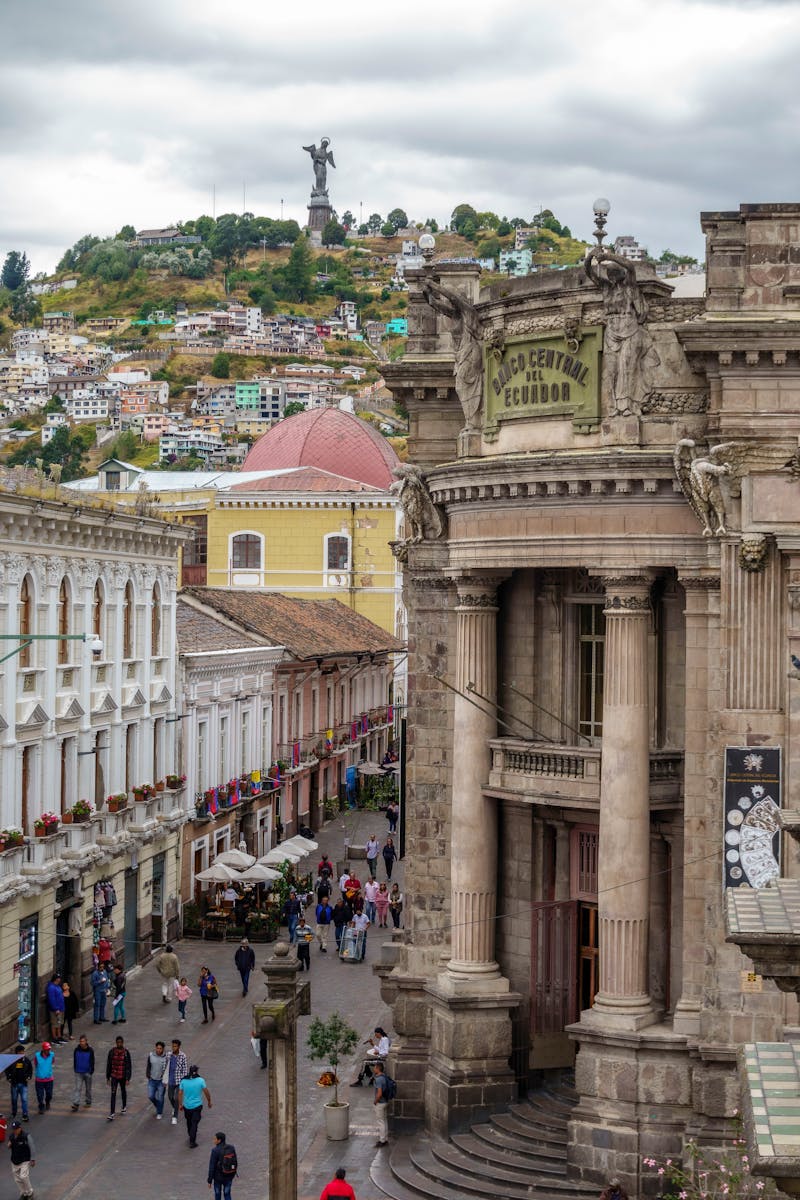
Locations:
71;1034;94;1110
315;896;333;952
382;836;397;880
234;939;255;996
353;910;369;960
179;1063;212;1148
207;1130;238;1200
105;1034;131;1120
365;834;380;879
251;1027;268;1069
176;976;192;1022
157;944;181;1003
317;852;334;881
296;917;313;971
364;877;378;924
331;897;351;952
7;1120;36;1200
97;934;114;973
33;1042;55;1114
46;974;65;1043
371;1061;389;1147
599;1180;629;1200
338;866;350;898
111;964;127;1024
5;1046;32;1122
91;963;109;1023
282;890;302;943
198;966;218;1023
375;882;390;928
146;1040;167;1119
319;1167;356;1200
343;869;361;903
389;883;403;929
351;1028;391;1086
165;1038;188;1125
386;800;398;834
62;981;79;1040
315;874;332;906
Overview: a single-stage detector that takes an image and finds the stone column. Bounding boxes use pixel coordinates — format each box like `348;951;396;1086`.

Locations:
590;574;656;1028
446;573;507;988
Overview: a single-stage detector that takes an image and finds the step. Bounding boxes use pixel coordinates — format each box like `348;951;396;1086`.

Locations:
452;1130;568;1174
469;1122;569;1164
432;1136;567;1184
406;1143;535;1200
491;1111;568;1145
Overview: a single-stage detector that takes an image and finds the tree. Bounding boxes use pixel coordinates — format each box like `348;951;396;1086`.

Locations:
477;211;500;231
460;219;477;242
357;223;369;236
283;400;306;418
341;210;355;230
387;208;408;232
1;251;30;292
366;213;383;235
280;235;315;303
307;1011;359;1107
477;236;502;260
380;223;395;238
496;219;511;237
424;218;439;233
322;219;347;247
116;224;136;242
451;204;478;235
211;352;231;379
8;425;90;481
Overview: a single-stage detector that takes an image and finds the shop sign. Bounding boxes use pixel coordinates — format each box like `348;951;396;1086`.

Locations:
723;746;781;889
484;328;602;436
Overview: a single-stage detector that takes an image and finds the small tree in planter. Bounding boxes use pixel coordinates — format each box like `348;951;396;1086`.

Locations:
307;1011;359;1110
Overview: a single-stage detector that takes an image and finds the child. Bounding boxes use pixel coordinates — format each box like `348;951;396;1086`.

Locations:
175;977;192;1022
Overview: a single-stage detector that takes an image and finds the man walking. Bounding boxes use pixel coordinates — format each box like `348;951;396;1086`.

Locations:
315;896;332;952
332;898;351;953
207;1130;238;1200
33;1043;54;1115
353;910;369;961
46;975;65;1044
5;1047;32;1122
90;963;108;1024
111;964;126;1024
7;1121;35;1199
146;1040;167;1119
363;877;378;924
165;1038;188;1125
105;1035;132;1121
319;1167;356;1200
179;1063;212;1148
156;944;181;1003
281;891;302;943
371;1062;389;1146
365;834;380;879
296;916;312;971
71;1034;94;1110
234;939;255;997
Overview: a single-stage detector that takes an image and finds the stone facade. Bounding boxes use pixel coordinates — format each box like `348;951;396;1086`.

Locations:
381;204;800;1196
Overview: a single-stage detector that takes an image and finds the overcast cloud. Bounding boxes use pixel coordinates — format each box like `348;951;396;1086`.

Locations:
2;0;800;274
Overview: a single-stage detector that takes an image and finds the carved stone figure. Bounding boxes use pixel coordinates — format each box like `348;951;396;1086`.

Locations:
674;439;786;538
390;464;445;544
302;139;335;197
739;533;770;573
584;249;659;415
419;276;483;430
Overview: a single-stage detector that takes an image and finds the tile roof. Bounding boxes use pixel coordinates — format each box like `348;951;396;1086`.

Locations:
242;408;398;489
182;588;402;661
176;597;261;653
228;467;380;493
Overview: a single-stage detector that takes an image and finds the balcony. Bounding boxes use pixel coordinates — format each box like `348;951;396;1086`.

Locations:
488;739;683;810
62;820;98;857
0;844;26;880
22;830;68;872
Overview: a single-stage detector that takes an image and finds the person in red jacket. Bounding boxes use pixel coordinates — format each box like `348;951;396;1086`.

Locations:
319;1167;356;1200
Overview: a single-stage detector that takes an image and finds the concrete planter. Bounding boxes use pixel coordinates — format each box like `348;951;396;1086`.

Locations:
324;1101;350;1140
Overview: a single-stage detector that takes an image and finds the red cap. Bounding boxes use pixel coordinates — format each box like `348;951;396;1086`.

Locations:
41;1041;52;1051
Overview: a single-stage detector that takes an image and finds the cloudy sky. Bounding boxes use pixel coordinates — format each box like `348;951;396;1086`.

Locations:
2;0;800;275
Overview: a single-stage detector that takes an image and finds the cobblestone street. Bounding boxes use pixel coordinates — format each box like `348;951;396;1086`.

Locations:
17;808;399;1200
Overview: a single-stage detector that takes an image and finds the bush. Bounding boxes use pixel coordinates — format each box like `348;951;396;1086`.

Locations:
307;1012;359;1106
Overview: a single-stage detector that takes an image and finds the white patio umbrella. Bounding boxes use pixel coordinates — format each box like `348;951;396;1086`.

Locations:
280;837;313;857
283;834;318;852
214;849;256;869
195;863;243;884
259;847;302;865
239;863;281;883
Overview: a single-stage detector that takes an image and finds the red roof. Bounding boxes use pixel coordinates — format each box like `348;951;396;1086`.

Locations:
242;409;398;489
229;466;380;494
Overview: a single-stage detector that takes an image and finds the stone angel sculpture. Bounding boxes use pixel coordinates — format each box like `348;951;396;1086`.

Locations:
390;464;446;544
302;138;335;196
674;439;785;537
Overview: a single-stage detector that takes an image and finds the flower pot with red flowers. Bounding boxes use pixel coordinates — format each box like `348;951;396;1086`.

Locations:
35;812;59;837
5;829;24;847
71;799;93;823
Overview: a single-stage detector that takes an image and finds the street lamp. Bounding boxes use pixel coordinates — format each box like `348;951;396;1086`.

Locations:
418;232;436;261
0;632;103;666
592;197;611;247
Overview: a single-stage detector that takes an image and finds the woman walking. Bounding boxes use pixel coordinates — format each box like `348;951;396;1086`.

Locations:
382;836;398;880
198;966;218;1023
375;882;390;928
389;883;403;929
62;981;79;1040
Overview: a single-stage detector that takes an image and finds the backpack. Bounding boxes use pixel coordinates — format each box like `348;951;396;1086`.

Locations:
383;1074;397;1101
221;1145;238;1177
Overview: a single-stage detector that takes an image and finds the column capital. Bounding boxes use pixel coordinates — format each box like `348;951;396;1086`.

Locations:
677;573;721;591
595;573;653;612
451;572;508;609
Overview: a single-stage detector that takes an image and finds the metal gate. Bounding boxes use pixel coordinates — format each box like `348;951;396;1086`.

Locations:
530;900;579;1038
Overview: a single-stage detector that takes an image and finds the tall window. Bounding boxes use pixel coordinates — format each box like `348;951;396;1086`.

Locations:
21;745;34;833
19;575;32;669
125;725;135;792
219;715;228;778
93;579;104;641
57;577;70;665
326;535;349;571
198;721;208;789
123;581;134;659
151;582;162;657
578;603;605;744
153;716;163;783
241;710;250;773
231;534;261;570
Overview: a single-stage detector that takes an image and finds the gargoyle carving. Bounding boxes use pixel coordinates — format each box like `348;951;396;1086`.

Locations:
390;464;446;545
674;439;786;537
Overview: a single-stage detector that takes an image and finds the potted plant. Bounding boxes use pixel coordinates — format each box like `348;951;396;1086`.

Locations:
71;799;93;823
307;1011;359;1141
132;785;144;801
155;779;165;792
5;828;24;847
107;793;127;813
166;773;185;790
34;811;59;837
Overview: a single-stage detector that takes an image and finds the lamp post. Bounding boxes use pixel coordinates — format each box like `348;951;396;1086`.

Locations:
0;632;103;666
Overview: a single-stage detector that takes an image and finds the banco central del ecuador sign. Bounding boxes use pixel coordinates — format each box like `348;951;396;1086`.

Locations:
484;328;602;435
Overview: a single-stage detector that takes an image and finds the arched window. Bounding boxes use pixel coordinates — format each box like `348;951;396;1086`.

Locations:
231;533;262;570
93;579;104;640
123;581;134;659
151;582;162;656
19;574;33;668
326;534;350;571
57;577;70;665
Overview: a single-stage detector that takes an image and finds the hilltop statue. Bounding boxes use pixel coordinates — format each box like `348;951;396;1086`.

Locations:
303;138;335;197
419;276;483;431
584;247;659;415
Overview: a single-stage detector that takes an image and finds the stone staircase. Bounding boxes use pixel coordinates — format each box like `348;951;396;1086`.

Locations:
371;1085;598;1200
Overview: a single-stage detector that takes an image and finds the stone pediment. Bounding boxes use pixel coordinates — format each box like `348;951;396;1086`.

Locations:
91;691;118;714
122;686;146;709
57;695;85;720
150;682;172;705
16;701;49;728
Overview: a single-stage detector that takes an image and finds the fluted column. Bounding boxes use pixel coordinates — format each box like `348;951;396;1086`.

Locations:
591;574;656;1027
446;574;508;989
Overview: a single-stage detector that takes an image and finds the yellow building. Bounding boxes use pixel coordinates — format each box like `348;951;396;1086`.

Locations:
69;409;403;637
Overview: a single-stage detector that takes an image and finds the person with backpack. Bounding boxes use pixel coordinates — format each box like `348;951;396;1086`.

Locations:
315;897;333;952
71;1034;95;1110
8;1121;35;1199
5;1047;32;1122
371;1061;394;1147
33;1043;55;1115
207;1130;238;1200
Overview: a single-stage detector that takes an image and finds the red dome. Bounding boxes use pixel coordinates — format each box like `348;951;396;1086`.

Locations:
242;408;398;489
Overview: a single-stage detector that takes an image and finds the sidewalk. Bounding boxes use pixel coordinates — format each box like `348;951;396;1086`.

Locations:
22;806;399;1200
